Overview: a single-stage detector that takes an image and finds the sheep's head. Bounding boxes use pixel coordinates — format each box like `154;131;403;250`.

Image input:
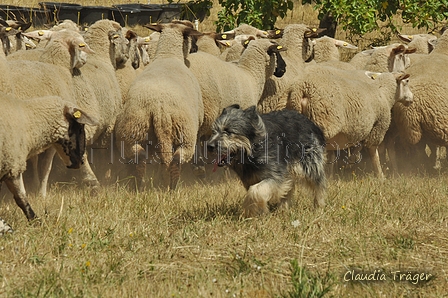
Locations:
144;21;203;60
125;29;140;69
0;19;20;56
386;44;416;72
394;73;413;106
242;38;287;78
69;38;95;70
53;106;98;169
108;30;129;68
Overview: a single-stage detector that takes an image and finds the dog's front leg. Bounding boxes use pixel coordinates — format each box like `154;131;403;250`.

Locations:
243;178;291;217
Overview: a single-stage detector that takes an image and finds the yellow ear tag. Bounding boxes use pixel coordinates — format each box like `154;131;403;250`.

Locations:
73;110;82;119
244;40;250;45
221;34;227;39
408;35;413;39
113;34;119;39
277;45;283;50
38;31;44;36
225;41;231;46
371;74;378;80
312;28;317;32
343;42;347;46
276;30;281;35
145;37;150;42
79;43;86;47
5;27;11;32
263;31;267;34
18;27;21;31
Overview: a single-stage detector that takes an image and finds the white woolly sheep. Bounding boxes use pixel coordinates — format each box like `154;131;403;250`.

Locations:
4;29;96;195
115;21;204;190
350;43;416;72
391;29;448;172
188;38;287;139
289;65;413;178
307;35;357;69
0;92;96;228
258;24;320;114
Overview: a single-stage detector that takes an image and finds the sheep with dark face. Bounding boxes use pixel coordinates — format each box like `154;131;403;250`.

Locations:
0;93;96;230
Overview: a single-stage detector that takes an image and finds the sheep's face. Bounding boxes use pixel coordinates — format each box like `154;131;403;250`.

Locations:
70;40;94;70
109;30;129;68
53;107;98;169
207;105;265;168
395;73;413;106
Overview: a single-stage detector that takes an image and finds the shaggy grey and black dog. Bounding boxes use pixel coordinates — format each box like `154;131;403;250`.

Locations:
207;104;327;217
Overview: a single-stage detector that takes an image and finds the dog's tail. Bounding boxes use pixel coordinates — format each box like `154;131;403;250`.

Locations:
302;143;327;208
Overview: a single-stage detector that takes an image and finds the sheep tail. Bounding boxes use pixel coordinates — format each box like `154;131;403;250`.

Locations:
153;106;173;165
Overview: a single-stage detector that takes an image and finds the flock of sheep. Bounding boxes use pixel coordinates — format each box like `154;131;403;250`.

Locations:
0;16;446;233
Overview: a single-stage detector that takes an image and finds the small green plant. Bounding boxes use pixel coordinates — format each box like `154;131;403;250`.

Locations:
283;259;335;298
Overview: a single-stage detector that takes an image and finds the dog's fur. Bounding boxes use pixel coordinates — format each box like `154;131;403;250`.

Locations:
207;104;327;217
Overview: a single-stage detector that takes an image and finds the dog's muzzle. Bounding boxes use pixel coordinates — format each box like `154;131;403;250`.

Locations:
207;143;235;167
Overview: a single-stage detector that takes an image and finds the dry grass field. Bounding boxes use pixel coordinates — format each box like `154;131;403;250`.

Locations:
1;168;447;297
1;0;448;297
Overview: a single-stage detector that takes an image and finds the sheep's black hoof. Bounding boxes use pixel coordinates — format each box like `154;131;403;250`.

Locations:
0;218;13;236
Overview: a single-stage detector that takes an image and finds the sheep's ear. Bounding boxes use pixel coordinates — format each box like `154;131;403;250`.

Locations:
109;31;128;45
428;38;438;49
215;32;236;40
333;38;358;50
405;47;417;54
305;27;325;38
391;44;406;55
144;23;163;32
267;43;287;54
65;106;98;126
23;30;53;41
216;39;233;47
1;25;19;36
125;29;138;41
73;39;95;54
395;73;410;81
17;22;32;32
241;36;256;48
267;28;284;39
365;71;382;80
397;33;413;42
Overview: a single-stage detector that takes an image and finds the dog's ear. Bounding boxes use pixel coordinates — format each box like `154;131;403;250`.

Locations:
243;106;258;118
244;106;266;137
221;104;241;115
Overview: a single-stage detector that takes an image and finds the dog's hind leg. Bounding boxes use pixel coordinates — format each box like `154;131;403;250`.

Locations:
243;178;292;217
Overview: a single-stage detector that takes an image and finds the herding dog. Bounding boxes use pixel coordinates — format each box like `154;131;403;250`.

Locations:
207;104;327;217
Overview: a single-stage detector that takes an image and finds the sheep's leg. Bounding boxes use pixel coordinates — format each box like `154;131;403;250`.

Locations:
169;148;182;190
4;173;37;221
190;137;206;180
368;146;384;179
38;147;57;198
29;155;40;193
80;152;100;188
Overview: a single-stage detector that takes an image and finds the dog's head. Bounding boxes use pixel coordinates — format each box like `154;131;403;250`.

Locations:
207;104;266;167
